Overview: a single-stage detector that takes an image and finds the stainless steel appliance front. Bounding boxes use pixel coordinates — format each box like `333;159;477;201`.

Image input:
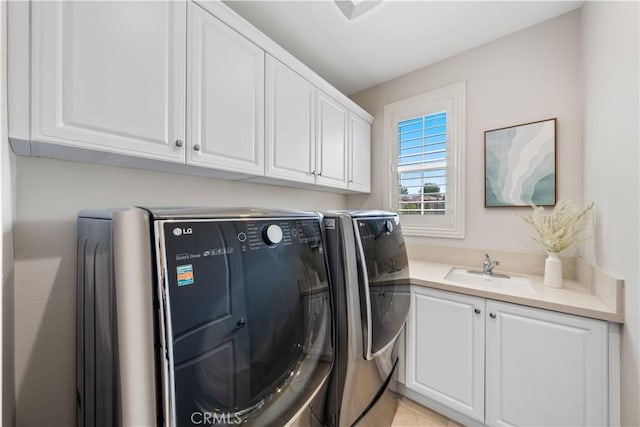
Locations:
323;211;410;427
76;207;334;427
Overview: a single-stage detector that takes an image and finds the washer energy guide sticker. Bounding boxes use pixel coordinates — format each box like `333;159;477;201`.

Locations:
177;264;194;287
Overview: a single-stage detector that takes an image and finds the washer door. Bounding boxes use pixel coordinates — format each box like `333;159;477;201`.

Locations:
158;217;332;426
354;216;411;359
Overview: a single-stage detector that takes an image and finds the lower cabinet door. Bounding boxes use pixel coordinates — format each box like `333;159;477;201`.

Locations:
486;300;608;427
406;287;485;422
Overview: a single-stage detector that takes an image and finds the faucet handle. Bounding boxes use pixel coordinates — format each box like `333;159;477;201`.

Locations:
482;254;499;275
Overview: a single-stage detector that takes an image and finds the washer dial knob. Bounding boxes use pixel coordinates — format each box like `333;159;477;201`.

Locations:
263;224;283;245
384;220;394;234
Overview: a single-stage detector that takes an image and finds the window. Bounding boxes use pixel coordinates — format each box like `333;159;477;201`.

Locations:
383;82;465;238
397;112;447;215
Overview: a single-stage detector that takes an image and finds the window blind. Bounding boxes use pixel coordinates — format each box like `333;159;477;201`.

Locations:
397;112;447;215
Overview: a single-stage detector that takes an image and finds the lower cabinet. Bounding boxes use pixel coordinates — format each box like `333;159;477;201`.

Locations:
486;300;608;426
406;288;485;421
406;286;610;426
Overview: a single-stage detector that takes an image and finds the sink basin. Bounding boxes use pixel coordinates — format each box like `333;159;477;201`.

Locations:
445;268;534;295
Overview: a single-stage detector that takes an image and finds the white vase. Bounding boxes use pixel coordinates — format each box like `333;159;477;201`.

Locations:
544;252;563;288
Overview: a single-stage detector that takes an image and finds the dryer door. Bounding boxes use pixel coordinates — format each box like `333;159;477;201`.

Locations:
354;216;411;360
157;217;332;426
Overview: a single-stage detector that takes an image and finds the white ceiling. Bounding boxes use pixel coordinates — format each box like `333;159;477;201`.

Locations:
224;1;583;95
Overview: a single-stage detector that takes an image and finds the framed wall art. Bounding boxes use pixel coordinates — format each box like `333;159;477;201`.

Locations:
485;118;557;207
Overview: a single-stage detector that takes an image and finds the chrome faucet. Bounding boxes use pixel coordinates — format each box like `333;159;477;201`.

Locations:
482;254;500;275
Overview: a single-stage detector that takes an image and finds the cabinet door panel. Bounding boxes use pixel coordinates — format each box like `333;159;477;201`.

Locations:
406;287;485;421
316;92;347;189
187;3;264;175
265;56;315;183
486;301;608;427
348;114;371;192
32;1;185;162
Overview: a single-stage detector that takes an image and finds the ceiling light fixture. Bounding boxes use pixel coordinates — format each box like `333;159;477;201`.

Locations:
335;0;383;21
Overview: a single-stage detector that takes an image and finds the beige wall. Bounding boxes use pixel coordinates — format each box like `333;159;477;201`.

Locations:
581;2;640;425
1;1;16;425
13;156;345;426
348;10;583;256
347;5;640;423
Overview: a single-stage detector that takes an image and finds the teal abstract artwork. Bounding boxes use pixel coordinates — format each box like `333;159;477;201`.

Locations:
485;118;556;207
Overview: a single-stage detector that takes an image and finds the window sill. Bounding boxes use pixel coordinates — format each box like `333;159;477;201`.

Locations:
401;224;465;239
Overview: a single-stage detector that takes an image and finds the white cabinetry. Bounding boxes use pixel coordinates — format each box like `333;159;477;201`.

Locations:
265;56;315;183
316;92;348;189
187;3;264;175
348;114;371;192
406;287;610;426
265;59;372;192
31;1;186;162
406;287;485;421
11;1;373;191
486;300;608;427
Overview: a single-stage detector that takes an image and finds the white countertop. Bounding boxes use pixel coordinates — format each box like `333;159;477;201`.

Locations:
409;260;624;323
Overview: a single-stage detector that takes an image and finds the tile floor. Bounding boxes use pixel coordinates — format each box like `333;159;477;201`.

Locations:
391;397;463;427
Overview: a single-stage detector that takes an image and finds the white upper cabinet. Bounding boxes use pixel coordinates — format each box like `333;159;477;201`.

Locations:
187;3;265;175
14;1;371;190
265;55;315;183
316;91;348;189
486;300;608;427
266;59;372;192
348;114;371;192
31;1;186;162
407;287;485;422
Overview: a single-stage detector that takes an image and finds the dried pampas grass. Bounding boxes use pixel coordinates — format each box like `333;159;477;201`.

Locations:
522;200;594;253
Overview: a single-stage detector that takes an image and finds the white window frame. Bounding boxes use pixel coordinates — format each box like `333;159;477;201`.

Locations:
383;82;466;238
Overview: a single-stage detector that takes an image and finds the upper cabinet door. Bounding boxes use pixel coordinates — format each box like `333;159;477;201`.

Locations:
265;56;315;183
187;3;265;175
31;1;186;162
349;114;371;193
316;91;348;189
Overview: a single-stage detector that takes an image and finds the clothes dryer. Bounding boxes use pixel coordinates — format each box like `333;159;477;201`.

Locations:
323;211;410;427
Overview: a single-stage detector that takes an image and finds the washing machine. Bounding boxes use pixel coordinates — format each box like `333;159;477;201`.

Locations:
322;211;410;426
76;207;333;426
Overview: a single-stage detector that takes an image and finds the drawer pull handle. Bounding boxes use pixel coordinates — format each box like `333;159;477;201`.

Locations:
489;313;497;319
474;308;481;314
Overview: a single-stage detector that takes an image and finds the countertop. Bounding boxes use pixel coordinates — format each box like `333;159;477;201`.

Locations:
409;260;624;323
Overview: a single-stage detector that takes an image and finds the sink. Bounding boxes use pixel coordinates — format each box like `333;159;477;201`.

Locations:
445;268;534;295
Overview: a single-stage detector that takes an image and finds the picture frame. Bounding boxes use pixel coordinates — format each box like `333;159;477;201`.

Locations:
484;118;557;207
